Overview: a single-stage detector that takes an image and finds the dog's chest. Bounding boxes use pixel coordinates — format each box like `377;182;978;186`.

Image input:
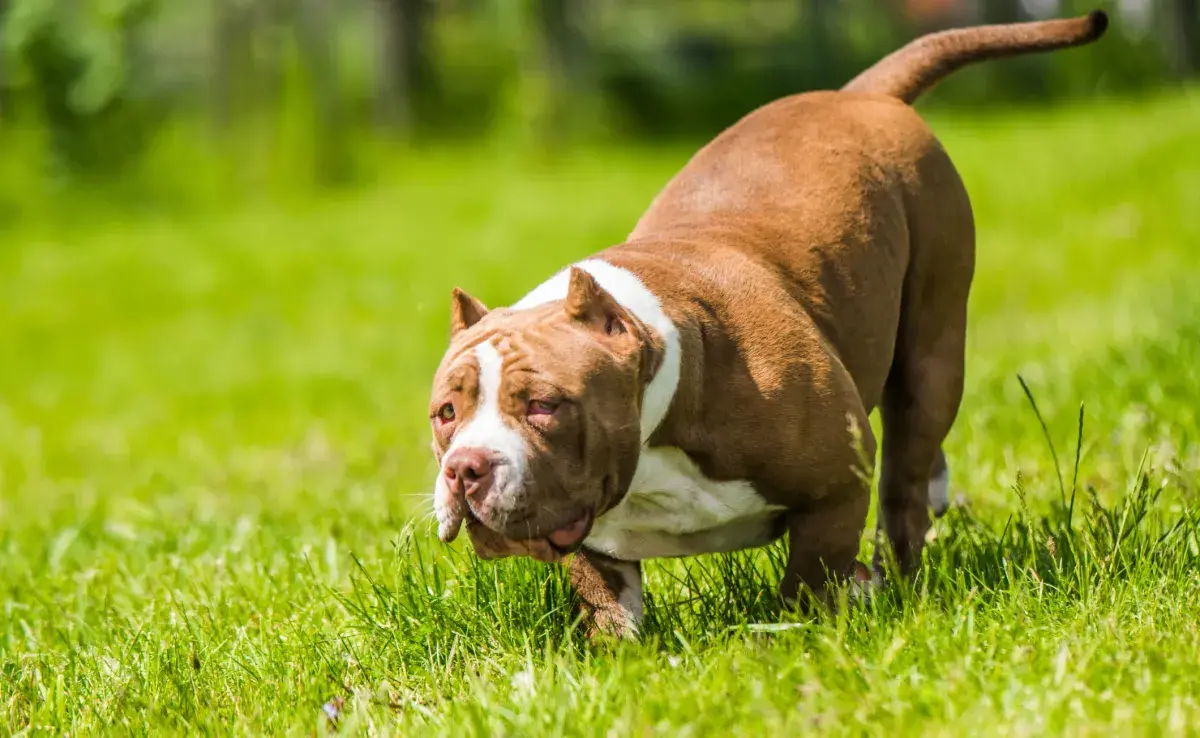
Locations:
584;447;786;561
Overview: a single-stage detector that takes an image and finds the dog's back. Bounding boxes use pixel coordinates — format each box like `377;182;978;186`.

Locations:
623;11;1109;412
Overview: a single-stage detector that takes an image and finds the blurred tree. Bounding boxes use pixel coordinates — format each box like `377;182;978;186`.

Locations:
5;0;163;174
0;0;1184;182
982;0;1023;23
211;0;350;183
293;0;351;182
0;0;7;118
978;0;1057;99
800;0;832;72
211;0;292;129
211;0;256;130
1164;0;1199;77
375;0;435;134
535;0;590;142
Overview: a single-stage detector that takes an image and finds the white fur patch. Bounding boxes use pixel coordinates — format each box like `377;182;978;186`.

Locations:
512;259;681;443
433;340;529;534
614;561;643;636
928;463;950;516
850;563;883;601
585;447;785;561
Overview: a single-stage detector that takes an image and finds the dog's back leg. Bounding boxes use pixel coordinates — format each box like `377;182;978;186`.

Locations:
875;145;974;577
876;308;966;577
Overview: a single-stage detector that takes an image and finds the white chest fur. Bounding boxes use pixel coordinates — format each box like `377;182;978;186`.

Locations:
584;447;786;561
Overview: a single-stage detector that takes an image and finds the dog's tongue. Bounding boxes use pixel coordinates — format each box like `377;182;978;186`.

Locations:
548;514;591;549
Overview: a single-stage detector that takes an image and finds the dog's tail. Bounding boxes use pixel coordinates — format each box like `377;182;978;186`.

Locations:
842;10;1108;104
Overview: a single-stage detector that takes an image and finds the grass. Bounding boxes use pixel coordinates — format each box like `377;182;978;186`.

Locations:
2;90;1199;735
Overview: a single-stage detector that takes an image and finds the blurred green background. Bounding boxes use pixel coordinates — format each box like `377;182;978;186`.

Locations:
0;0;1195;207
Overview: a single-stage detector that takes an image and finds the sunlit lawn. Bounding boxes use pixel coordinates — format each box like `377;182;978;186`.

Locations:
2;90;1199;735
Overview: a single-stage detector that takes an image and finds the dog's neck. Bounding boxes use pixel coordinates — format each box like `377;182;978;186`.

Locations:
511;258;682;444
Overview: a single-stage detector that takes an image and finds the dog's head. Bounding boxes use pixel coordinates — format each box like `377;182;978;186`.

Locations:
429;267;664;560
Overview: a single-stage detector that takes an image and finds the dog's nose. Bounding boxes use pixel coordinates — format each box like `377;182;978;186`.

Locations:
444;448;496;497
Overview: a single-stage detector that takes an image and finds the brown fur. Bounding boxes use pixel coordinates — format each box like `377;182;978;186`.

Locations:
569;549;641;638
430;12;1108;636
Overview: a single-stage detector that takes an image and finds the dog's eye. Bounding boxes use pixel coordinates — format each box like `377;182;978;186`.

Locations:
527;399;557;416
435;403;456;423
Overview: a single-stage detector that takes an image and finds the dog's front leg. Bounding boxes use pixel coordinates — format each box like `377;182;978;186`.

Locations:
569;548;642;639
781;486;871;608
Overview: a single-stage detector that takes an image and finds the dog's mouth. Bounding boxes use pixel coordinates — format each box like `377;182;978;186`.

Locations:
545;510;593;554
459;504;594;557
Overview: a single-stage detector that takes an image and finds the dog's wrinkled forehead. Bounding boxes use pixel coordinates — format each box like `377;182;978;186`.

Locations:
434;263;681;448
433;303;604;398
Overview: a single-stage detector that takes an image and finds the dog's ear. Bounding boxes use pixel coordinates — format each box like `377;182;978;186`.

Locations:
564;267;634;337
450;287;489;335
565;267;662;380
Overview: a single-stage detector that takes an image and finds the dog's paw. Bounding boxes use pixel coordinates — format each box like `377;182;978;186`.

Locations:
850;560;882;602
584;606;639;644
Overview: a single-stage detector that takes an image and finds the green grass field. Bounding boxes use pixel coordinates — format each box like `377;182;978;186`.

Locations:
2;91;1199;735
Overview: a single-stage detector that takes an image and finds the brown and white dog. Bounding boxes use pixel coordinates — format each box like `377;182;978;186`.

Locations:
428;12;1108;637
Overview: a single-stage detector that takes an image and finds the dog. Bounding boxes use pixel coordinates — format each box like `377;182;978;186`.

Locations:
427;12;1108;637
